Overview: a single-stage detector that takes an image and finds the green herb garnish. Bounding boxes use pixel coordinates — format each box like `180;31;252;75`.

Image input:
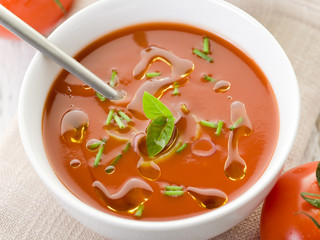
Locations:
176;143;188;153
180;104;189;114
146;115;175;158
105;142;131;173
200;120;218;128
203;75;216;82
118;111;131;122
230;117;244;130
164;185;184;197
134;204;145;218
93;139;106;167
172;82;179;96
193;48;213;62
142;91;173;119
123;142;131;153
109;70;118;88
215;121;224;136
113;113;125;129
143;92;175;158
105;109;115;126
146;72;161;78
54;0;66;14
165;186;183;191
95;92;106;101
173;86;179;96
110;143;131;166
105;166;115;174
203;37;210;54
164;190;184;196
88;140;103;150
110;153;123;166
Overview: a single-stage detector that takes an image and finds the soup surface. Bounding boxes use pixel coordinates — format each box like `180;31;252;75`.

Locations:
43;23;279;221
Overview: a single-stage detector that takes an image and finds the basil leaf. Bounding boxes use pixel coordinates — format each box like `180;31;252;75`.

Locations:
146;115;175;158
316;162;320;188
142;92;175;158
143;92;173;119
301;192;320;208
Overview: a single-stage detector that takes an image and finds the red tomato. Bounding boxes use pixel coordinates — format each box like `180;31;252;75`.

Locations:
0;0;73;38
260;161;320;239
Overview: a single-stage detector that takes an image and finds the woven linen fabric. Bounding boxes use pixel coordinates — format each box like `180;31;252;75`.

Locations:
1;0;320;239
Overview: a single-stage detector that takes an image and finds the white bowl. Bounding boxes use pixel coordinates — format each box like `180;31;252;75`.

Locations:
19;0;299;239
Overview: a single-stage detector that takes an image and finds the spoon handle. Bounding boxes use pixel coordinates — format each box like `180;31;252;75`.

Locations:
0;4;121;100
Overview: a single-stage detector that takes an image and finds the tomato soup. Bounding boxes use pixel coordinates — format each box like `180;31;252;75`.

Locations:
42;23;279;221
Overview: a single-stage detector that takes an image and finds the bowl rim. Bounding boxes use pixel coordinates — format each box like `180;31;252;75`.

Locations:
18;0;300;233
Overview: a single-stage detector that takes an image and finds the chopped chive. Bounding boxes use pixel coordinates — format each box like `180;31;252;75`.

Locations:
203;37;210;54
215;121;224;136
172;82;179;96
110;153;123;166
95;92;106;101
203;75;216;82
176;143;188;153
164;190;184;196
109;70;118;88
180;104;189;114
173;86;179;96
105;142;130;170
146;72;161;78
54;0;66;14
118;111;131;122
88;140;102;150
105;165;115;174
200;120;218;128
230;117;244;130
123;142;131;153
93;141;106;167
193;48;213;62
105;109;115;126
113;113;125;129
134;204;145;218
165;186;183;191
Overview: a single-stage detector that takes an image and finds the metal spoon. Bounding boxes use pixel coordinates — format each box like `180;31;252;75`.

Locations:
0;4;122;100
